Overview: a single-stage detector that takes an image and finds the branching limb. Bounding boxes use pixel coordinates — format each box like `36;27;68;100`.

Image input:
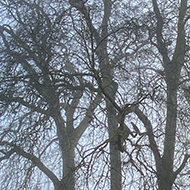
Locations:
173;154;190;179
0;141;60;186
152;0;170;63
0;93;50;116
0;148;15;161
71;93;103;145
172;0;187;62
134;106;161;166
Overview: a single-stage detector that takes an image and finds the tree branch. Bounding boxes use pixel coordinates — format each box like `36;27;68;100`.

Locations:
0;141;60;186
173;154;190;179
71;93;102;145
69;0;101;44
0;93;50;116
101;0;112;38
134;106;161;166
172;0;187;62
0;148;15;161
152;0;170;63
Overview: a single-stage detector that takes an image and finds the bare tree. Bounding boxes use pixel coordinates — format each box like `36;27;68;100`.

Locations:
0;1;101;189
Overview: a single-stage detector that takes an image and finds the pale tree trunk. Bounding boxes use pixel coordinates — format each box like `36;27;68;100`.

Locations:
100;63;122;190
96;42;122;190
98;40;122;190
53;114;75;190
97;0;122;188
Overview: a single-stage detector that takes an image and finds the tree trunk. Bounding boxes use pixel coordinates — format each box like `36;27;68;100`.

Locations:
107;97;122;190
54;115;75;190
157;167;174;190
157;63;180;190
53;146;75;190
99;53;122;190
100;63;122;190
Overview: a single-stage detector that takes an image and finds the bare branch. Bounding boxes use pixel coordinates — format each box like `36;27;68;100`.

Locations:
173;154;190;178
0;93;50;115
0;148;15;161
152;0;170;63
0;141;60;186
101;0;112;38
134;106;161;165
71;93;102;145
172;0;187;62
